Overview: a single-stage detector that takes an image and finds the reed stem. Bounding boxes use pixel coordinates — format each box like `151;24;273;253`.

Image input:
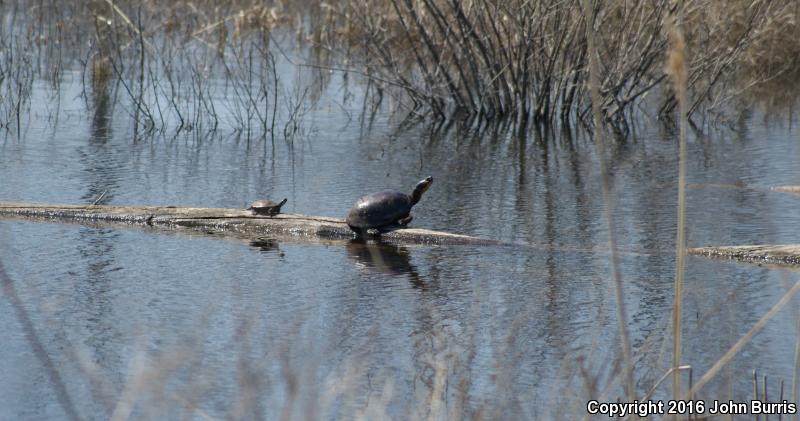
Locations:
666;16;689;403
581;0;635;402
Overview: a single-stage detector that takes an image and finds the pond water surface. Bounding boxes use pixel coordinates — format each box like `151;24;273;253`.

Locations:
2;69;800;419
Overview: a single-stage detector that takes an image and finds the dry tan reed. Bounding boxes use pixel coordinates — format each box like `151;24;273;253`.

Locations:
0;258;81;421
666;15;689;403
582;0;634;402
689;281;800;397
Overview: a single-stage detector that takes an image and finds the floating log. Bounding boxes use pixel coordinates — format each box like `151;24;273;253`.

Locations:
0;201;500;246
688;245;800;266
771;185;800;194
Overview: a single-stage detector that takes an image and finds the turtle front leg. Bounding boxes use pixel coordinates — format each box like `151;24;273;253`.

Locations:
397;215;413;226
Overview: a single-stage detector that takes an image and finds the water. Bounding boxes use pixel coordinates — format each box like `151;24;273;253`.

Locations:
3;70;800;419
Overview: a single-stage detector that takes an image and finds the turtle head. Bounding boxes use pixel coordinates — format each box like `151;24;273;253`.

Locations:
410;176;433;205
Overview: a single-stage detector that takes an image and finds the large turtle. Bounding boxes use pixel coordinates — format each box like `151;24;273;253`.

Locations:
346;176;433;235
247;198;287;216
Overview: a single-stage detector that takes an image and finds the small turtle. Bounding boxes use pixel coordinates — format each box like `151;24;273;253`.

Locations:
247;198;287;216
346;176;432;236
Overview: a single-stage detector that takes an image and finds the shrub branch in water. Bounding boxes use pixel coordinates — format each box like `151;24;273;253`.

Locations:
313;0;800;130
1;0;799;134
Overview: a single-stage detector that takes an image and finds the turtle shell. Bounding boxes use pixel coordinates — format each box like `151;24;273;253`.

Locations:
345;191;412;229
248;198;287;215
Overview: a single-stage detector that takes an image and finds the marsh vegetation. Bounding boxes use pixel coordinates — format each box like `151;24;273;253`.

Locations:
2;1;800;420
1;0;799;135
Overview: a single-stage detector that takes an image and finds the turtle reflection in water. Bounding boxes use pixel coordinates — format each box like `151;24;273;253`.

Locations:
345;240;427;290
247;198;287;216
249;238;285;257
345;176;433;236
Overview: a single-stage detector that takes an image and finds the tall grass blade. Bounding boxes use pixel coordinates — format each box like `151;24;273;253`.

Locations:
666;15;689;402
689;280;800;396
0;258;82;421
581;0;634;401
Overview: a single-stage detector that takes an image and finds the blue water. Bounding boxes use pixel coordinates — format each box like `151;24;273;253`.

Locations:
2;69;800;419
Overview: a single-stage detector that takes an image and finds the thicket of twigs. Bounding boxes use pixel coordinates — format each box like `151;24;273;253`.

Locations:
0;0;310;138
316;0;800;130
1;0;797;137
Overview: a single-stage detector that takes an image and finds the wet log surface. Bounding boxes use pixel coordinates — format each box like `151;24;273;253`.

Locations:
771;185;800;194
688;245;800;267
0;201;501;246
685;186;800;266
